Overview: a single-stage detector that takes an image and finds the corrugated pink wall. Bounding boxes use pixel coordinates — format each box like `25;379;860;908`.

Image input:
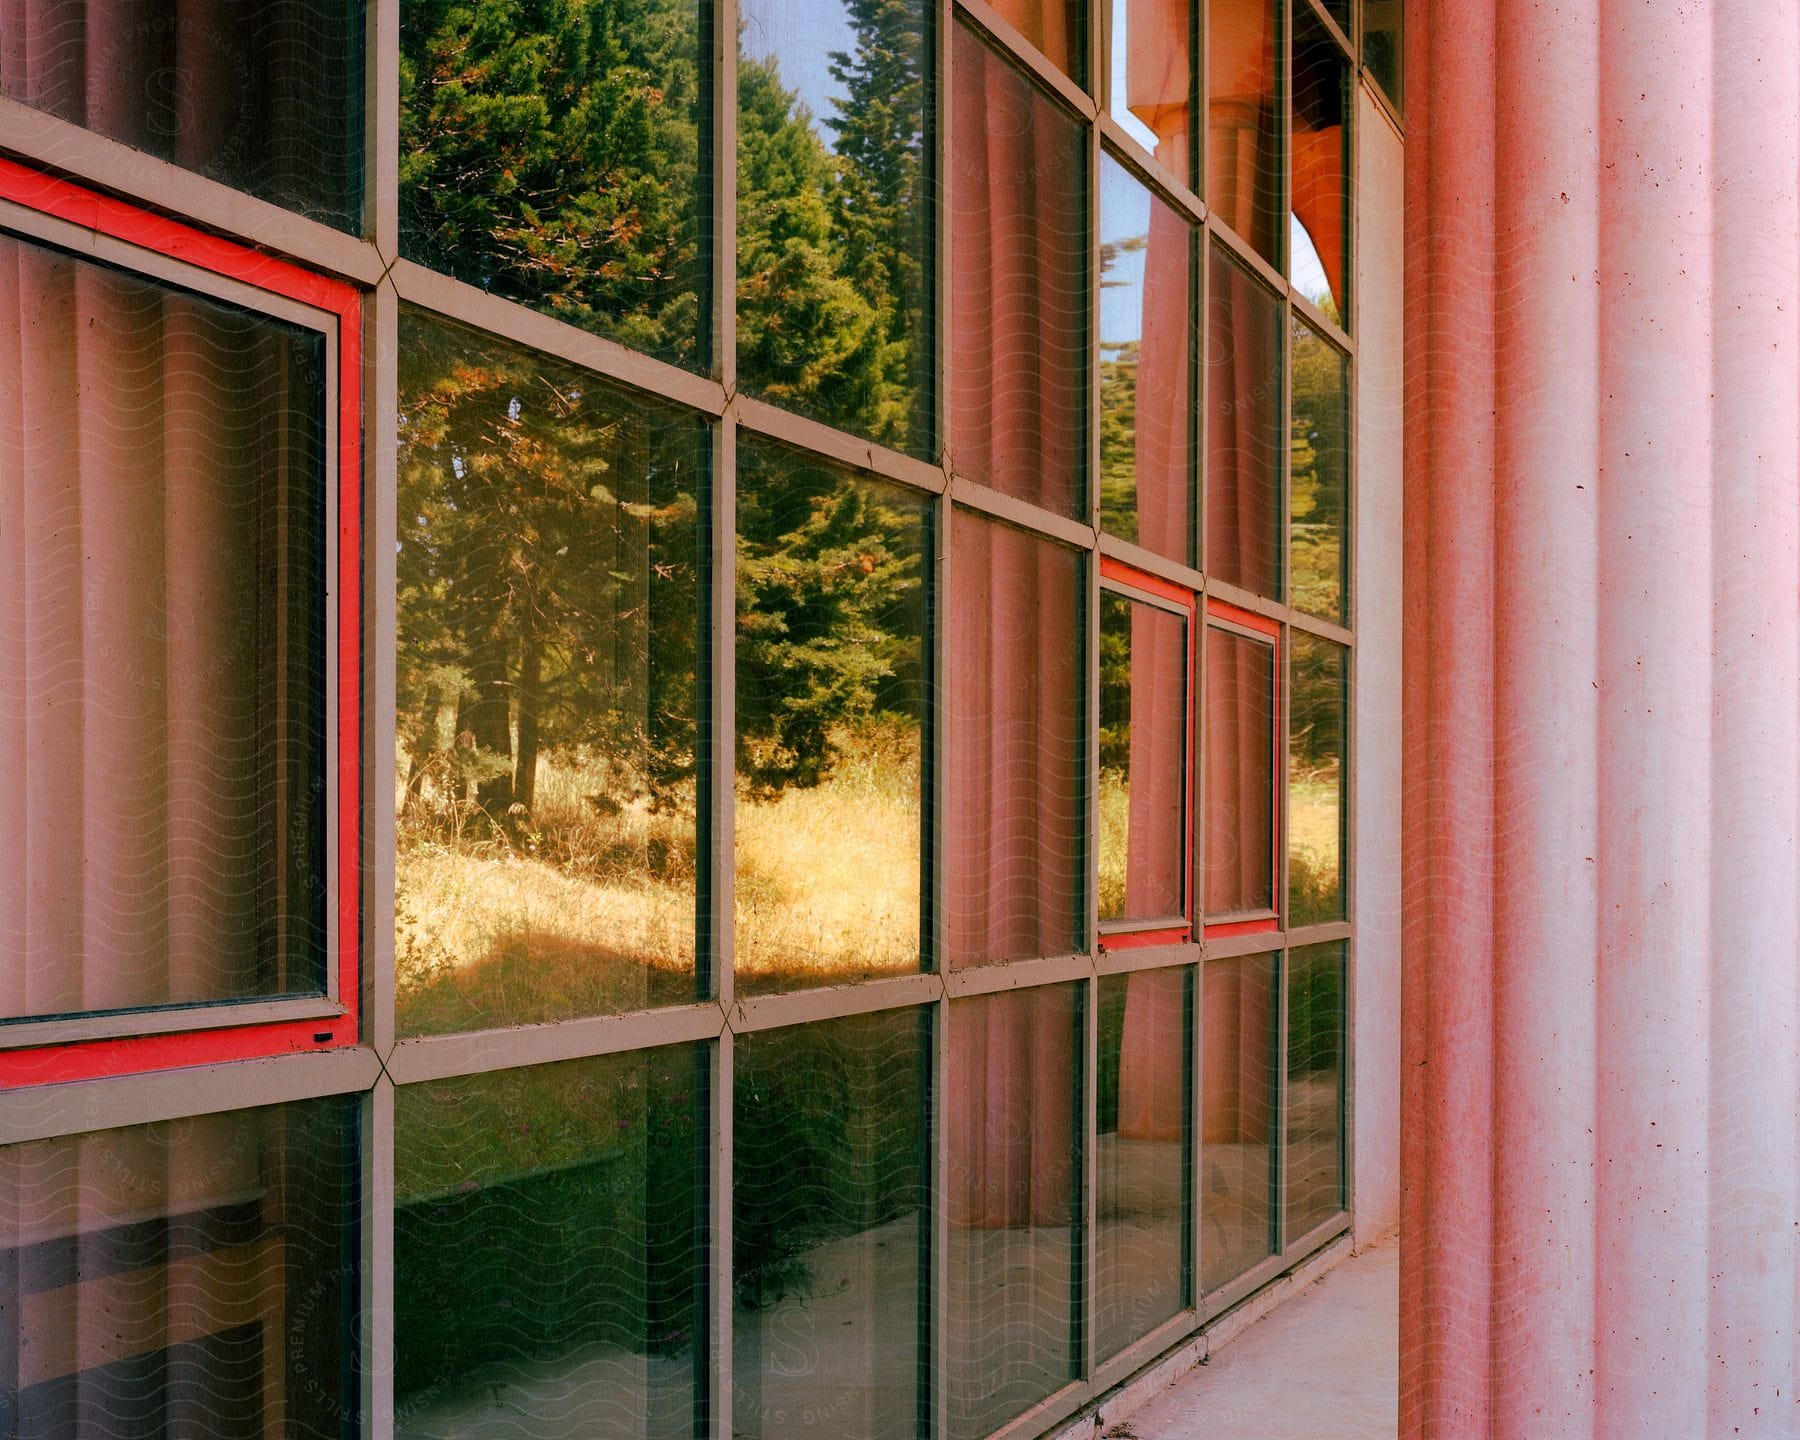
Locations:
1402;3;1800;1436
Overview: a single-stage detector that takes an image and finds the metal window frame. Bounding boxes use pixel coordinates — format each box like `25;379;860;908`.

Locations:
0;0;1386;1430
0;160;364;1088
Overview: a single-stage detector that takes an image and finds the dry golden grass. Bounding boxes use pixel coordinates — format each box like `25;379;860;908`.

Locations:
732;745;921;991
1287;763;1343;924
395;725;923;1032
1097;769;1129;920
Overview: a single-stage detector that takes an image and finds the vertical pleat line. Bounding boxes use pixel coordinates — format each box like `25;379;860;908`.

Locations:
163;296;261;1002
1489;0;1602;1434
1;243;28;1017
1593;1;1714;1434
18;243;84;1018
75;263;170;1011
1399;0;1498;1429
1706;5;1800;1437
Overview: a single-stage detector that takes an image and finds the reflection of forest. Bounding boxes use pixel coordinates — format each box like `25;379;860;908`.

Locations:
396;0;933;1029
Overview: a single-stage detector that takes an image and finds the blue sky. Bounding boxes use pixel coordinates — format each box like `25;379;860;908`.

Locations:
740;0;857;138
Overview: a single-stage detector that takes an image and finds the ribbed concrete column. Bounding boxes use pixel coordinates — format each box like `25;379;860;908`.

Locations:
1402;3;1800;1437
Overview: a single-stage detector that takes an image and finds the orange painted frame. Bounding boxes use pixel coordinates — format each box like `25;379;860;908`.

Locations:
1098;557;1197;950
1202;597;1281;939
0;159;363;1086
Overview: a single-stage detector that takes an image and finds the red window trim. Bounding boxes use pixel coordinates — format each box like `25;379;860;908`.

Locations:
1202;597;1282;940
1098;558;1197;949
0;160;362;1087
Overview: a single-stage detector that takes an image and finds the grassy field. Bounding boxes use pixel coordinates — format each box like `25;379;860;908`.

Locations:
1287;763;1344;925
395;724;922;1033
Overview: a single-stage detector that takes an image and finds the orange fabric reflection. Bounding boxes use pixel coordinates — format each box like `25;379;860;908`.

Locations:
1207;0;1280;260
1132;195;1194;562
1292;26;1347;306
1206;250;1282;594
987;0;1082;78
1124;0;1192;176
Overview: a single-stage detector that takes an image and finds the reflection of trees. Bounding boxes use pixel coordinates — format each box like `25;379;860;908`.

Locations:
736;441;927;797
738;0;930;451
1098;230;1148;542
400;0;706;365
1289;321;1347;618
397;314;702;826
398;0;933;822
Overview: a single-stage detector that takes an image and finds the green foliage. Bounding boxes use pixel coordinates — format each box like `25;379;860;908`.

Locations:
399;0;705;364
1097;592;1132;776
1289;323;1348;617
399;0;934;823
735;0;930;450
1098;228;1148;542
736;56;894;437
397;311;704;824
735;441;928;797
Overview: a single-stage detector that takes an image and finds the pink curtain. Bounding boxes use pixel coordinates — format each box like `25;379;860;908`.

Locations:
0;1104;350;1434
0;233;313;1019
949;20;1087;518
0;0;356;225
1121;603;1187;922
948;988;1076;1228
1118;967;1186;1144
1130;193;1194;564
0;1115;272;1431
1203;626;1275;915
1205;246;1282;595
947;512;1082;967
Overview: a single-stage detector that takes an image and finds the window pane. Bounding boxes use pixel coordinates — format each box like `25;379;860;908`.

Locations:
1203;625;1275;916
987;0;1086;88
946;985;1079;1438
735;440;929;993
1103;0;1192;176
737;0;932;454
1206;0;1280;266
1;0;362;229
1290;317;1350;622
400;0;707;369
1200;952;1275;1290
1205;244;1283;596
1099;592;1188;926
0;1098;359;1437
1291;5;1350;320
1;232;328;1021
1286;941;1346;1236
734;1010;925;1439
1288;633;1346;926
1095;967;1189;1360
395;1046;703;1439
1099;154;1194;564
394;308;705;1036
947;512;1085;967
1365;1;1404;110
950;23;1088;520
